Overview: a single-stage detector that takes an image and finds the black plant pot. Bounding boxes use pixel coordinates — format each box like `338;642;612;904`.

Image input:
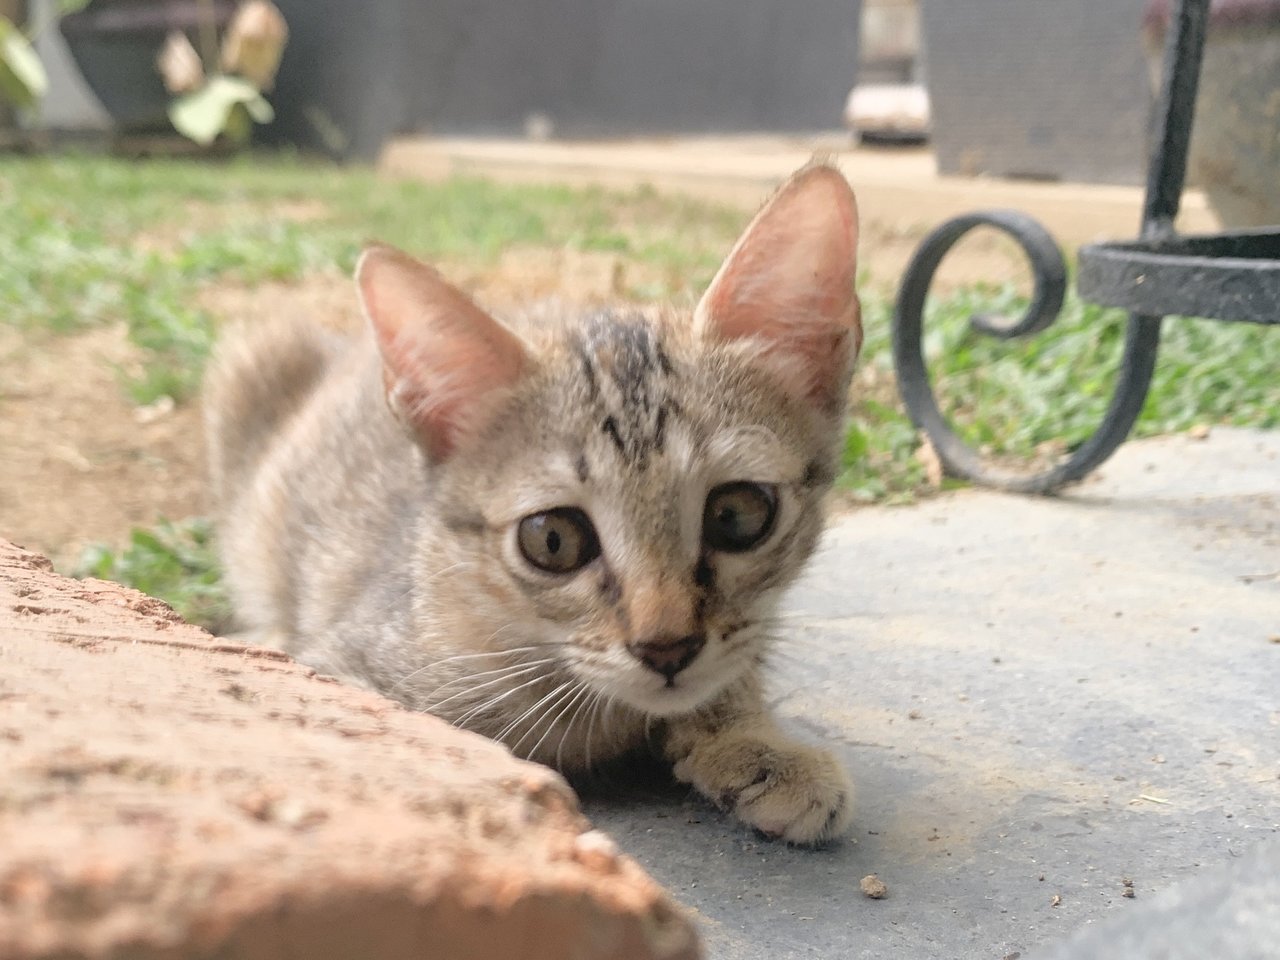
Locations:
60;0;235;132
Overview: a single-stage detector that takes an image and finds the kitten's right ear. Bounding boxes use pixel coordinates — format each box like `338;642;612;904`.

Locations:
356;244;529;462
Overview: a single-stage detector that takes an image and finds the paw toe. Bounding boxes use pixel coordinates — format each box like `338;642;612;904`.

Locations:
735;752;854;845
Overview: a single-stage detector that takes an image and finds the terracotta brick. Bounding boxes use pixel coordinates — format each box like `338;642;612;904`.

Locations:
0;539;700;960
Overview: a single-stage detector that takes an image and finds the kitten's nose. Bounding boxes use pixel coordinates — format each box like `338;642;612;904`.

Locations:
628;633;706;679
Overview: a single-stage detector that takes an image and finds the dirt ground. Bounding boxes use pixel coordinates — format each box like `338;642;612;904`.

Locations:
0;324;203;568
0;202;1032;569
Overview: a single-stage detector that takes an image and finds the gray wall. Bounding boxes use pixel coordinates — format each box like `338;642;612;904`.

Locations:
271;0;862;159
922;0;1151;185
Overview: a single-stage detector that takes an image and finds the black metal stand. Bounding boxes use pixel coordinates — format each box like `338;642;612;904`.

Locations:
891;0;1277;495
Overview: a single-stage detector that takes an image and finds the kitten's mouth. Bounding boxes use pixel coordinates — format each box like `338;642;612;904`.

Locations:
616;664;734;717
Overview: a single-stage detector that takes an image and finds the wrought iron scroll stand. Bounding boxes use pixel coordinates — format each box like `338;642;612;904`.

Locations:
892;0;1278;494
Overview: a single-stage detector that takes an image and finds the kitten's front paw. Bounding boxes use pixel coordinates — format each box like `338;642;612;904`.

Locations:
673;734;854;844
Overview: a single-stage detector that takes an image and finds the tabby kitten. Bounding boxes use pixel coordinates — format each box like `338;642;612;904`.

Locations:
204;163;862;843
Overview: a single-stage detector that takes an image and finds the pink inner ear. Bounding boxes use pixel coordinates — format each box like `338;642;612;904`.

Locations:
357;245;527;461
697;165;862;410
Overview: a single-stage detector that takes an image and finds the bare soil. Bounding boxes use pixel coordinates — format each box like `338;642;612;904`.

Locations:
0;324;204;567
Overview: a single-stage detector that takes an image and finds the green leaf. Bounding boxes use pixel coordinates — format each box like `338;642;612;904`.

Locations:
841;423;869;467
168;75;274;146
58;0;93;14
0;16;48;108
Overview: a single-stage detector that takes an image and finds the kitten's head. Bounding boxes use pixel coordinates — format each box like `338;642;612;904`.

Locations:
357;164;860;718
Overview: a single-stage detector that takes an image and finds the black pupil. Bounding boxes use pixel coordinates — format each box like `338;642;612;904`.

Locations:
518;508;599;574
704;483;776;552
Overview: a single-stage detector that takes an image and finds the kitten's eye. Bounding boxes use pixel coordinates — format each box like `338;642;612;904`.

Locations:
517;508;601;574
702;482;778;553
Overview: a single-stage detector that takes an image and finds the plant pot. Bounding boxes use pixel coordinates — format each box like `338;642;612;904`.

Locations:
59;0;234;132
1143;0;1280;227
920;0;1150;185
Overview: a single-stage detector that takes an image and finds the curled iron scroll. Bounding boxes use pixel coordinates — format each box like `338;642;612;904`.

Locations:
891;211;1163;495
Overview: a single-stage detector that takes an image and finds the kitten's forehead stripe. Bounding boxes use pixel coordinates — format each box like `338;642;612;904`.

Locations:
572;310;677;471
573;342;600;400
602;416;626;454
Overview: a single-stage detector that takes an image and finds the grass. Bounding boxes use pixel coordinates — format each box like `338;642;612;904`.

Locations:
838;284;1278;501
2;152;1276;627
72;518;230;632
0;152;740;403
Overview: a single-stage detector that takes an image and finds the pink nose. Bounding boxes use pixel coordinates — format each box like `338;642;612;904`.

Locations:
627;633;705;679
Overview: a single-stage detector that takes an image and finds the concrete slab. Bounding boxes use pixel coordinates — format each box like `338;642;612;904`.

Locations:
379;135;1221;254
583;427;1279;959
1032;835;1280;960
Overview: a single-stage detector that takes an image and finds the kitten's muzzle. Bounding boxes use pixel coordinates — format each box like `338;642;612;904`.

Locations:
627;633;706;680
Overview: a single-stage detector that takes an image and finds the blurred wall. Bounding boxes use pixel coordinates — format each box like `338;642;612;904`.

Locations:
270;0;862;159
921;0;1150;185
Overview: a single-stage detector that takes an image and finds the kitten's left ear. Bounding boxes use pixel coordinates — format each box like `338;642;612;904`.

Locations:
694;163;862;415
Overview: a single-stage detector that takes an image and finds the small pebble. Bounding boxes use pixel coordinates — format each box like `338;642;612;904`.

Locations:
860;874;889;899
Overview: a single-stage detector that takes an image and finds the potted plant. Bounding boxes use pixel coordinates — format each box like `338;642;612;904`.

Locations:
58;0;285;146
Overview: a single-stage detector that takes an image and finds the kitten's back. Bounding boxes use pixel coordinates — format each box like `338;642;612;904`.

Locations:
203;315;343;515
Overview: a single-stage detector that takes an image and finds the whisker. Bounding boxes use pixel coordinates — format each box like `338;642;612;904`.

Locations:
455;672;558;731
390;641;550;695
421;661;556;715
406;661;543;706
497;680;572;747
512;681;583;759
581;688;605;773
419;644;548;670
426;656;556;692
528;681;589;766
554;684;597;772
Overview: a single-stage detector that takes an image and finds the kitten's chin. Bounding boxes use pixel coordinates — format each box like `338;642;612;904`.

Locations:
614;673;734;718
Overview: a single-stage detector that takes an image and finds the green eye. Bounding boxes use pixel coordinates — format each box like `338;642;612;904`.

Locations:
517;508;601;573
702;482;778;553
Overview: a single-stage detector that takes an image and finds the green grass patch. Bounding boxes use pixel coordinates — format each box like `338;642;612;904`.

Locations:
73;518;231;632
